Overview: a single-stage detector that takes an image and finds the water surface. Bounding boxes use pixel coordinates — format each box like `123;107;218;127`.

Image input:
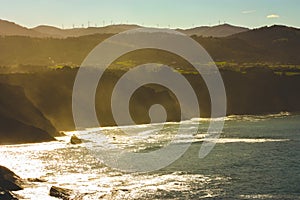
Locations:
0;113;299;199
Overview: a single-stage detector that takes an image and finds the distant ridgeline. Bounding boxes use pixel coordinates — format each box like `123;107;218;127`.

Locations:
0;21;300;67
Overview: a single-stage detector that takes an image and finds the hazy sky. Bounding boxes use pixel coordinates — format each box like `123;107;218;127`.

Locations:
1;0;299;29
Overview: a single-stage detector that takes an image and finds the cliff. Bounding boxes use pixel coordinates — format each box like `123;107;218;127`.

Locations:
0;83;58;144
1;68;299;131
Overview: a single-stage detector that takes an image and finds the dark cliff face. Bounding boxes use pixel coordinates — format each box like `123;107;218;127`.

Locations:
0;68;299;132
0;83;57;144
0;71;77;131
0;115;54;144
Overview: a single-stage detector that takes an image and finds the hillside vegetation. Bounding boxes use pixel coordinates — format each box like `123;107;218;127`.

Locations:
0;25;299;70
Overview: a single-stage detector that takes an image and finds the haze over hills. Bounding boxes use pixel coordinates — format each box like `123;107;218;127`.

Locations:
0;19;248;38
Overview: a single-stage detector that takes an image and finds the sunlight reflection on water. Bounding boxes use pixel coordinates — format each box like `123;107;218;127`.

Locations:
0;113;299;199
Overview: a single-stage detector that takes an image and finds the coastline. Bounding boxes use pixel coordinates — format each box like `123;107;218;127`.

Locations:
0;113;299;199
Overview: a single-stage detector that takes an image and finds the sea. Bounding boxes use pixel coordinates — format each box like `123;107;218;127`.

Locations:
0;112;299;199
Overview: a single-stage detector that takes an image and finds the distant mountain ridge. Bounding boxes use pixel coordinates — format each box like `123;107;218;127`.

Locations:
0;19;248;38
0;19;46;37
229;25;300;41
32;24;141;38
178;24;249;37
0;21;300;65
191;24;300;63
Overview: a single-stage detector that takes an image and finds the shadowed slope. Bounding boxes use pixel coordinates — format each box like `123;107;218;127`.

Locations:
0;83;59;144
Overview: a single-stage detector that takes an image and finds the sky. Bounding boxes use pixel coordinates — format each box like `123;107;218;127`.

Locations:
1;0;299;29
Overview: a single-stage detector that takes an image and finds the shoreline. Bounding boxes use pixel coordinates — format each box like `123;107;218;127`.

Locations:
0;111;296;146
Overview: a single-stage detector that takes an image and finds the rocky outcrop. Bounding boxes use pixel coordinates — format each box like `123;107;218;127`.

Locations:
0;166;24;200
0;166;23;191
49;186;73;200
0;189;18;199
49;186;86;200
70;135;82;144
0;166;85;200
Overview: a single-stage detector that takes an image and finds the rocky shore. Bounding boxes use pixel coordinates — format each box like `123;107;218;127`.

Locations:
0;165;81;200
0;165;24;199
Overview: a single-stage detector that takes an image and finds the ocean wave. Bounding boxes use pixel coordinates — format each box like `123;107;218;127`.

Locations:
68;112;294;134
225;111;292;122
